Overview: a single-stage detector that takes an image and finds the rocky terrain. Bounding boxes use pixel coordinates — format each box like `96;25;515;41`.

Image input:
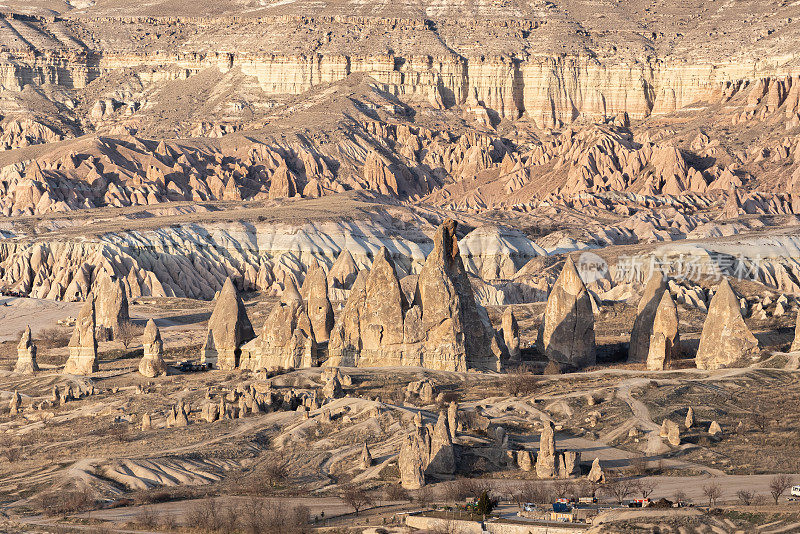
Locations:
0;0;798;533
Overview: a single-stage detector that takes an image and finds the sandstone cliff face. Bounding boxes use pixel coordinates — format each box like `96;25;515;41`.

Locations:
0;11;793;130
327;220;499;372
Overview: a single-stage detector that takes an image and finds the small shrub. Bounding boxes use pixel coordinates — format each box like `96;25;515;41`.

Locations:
159;514;178;531
107;423;130;443
3;447;21;463
136;507;158;529
133;490;171;505
186;499;223;532
737;490;755;506
39;487;95;516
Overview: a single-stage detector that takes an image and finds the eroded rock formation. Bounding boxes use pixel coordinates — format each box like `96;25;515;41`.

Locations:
139;319;167;378
241;279;316;370
200;277;255;370
322;369;344;399
502;307;521;361
791;311;800;352
539;257;596;369
428;412;455;476
94;271;130;340
64;297;98;375
536;420;557;479
629;274;667;363
647;290;680;371
301;263;334;343
588;458;605;483
660;419;681;447
696;278;759;370
361;443;372;469
328;220;499;372
398;429;426;490
15;326;39;374
328;249;359;290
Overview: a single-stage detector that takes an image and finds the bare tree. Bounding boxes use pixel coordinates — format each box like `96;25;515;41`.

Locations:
736;490;755;506
116;320;142;350
442;479;474;503
262;462;289;488
630;457;649;476
339;484;373;515
414;485;436;507
702;482;722;507
242;497;265;534
340;485;373;516
673;490;687;505
769;474;794;505
39;327;71;348
384;484;409;503
513;481;545;510
602;475;635;504
553;480;574;500
632;479;656;500
572;479;593;500
749;413;769;433
505;366;538;397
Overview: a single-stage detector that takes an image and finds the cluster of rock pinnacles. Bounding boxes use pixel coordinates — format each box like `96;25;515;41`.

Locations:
13;219;771;377
9;220;770;487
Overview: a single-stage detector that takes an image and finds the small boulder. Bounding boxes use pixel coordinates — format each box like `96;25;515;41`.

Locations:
660;419;681;447
709;421;722;436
